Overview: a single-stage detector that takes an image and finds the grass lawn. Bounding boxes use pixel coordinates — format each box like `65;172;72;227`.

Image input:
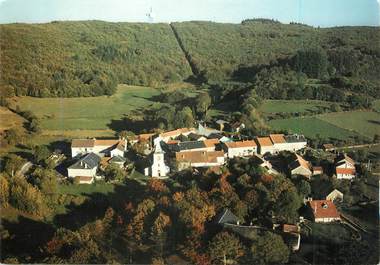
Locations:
259;100;331;114
308;223;352;244
318;111;380;139
8;85;165;132
268;116;361;140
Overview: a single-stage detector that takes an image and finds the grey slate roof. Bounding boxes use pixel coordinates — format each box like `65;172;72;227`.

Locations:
214;209;240;225
167;140;206;152
69;152;100;169
284;134;307;143
110;155;126;163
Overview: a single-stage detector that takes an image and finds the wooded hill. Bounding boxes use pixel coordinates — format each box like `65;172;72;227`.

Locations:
1;19;379;98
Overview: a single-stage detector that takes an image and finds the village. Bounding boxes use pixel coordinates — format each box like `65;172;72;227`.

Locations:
65;120;366;252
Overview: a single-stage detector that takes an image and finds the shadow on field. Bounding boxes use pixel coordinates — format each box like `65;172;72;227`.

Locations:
1;216;55;261
53;179;146;230
107;117;157;134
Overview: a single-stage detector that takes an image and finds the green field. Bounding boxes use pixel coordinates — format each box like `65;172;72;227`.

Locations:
268;116;361;140
9;85;165;131
259;100;331;114
57;182;116;196
318;111;380;139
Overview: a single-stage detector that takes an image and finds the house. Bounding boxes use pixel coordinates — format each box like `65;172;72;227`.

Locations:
223;140;257;158
283;134;307;151
335;154;356;179
109;155;127;168
208;133;232;143
175;150;225;171
269;134;288;153
214;208;240;226
312;166;323;175
290;154;312;179
145;141;170;178
159;128;195;142
308;200;341;223
67;152;101;182
326;189;344;202
167;139;219;153
229;122;245;133
187;132;207;141
71;138;127;158
76;176;94;184
256;137;275;155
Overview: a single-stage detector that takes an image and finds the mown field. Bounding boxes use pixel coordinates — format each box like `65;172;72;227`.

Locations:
318;111;380;139
373;100;380;112
8;85;166;133
268;110;380;140
259;100;331;114
268;116;361;140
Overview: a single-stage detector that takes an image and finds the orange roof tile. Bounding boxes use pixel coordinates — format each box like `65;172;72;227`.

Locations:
308;200;340;219
269;134;286;144
295;154;311;170
256;137;273;147
167;140;180;145
160;128;194;138
203;138;220;148
176;150;225;164
138;133;155;141
283;224;300;234
72;139;95;148
94;139;120;146
224;140;257;148
336;168;356;175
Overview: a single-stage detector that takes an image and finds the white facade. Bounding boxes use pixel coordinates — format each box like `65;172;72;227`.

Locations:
177;156;225;170
110;148;124;158
314;217;341;223
259;145;275;155
145;140;170;178
67;167;97;179
72;147;94;157
226;146;257;158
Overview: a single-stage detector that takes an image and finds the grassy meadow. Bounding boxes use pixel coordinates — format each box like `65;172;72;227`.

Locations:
259;100;331;114
0;106;26;132
318;111;380;139
268;116;361;140
9;85;165;133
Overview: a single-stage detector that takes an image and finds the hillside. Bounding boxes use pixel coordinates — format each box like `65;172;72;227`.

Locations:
0;21;192;97
172;21;380;84
1;20;379;99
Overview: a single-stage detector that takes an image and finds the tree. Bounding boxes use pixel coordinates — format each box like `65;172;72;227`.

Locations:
273;189;302;223
195;93;212;116
4;128;24;145
294;48;328;79
330;103;341;112
295;179;311;198
104;164;126;182
32;168;57;195
33;145;50;164
208;231;245;265
251;232;290;265
0;175;10;208
3;154;25;177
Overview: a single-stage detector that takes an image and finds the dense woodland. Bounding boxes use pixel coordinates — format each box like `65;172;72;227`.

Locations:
1;20;379;102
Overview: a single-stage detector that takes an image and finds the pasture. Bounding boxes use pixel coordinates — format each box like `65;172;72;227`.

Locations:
259;100;331;114
318;111;380;139
9;85;166;133
268;116;361;140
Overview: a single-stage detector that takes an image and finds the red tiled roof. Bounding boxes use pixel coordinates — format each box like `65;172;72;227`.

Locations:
224;140;257;148
308;200;340;219
336;168;356;175
283;224;300;233
94;139;120;146
72;139;95;148
176;150;225;164
203;139;220;148
269;134;286;144
167;140;180;145
77;176;93;182
160;128;194;138
138;133;155;141
256;137;273;147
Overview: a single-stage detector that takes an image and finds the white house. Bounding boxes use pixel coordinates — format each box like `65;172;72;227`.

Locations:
326;189;344;202
145;140;170;178
289;154;312;179
223;140;257;158
269;134;288;153
71;138;127;158
335;154;356;179
308;200;341;223
175;150;225;171
283;134;307;151
67;152;101;182
256;137;275;155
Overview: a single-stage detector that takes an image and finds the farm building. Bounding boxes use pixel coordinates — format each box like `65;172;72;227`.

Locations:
335;154;356;179
222;140;257;158
71;138;127;158
175;150;225;170
256;137;275;154
289;154;312;179
308;200;341;223
67;152;101;181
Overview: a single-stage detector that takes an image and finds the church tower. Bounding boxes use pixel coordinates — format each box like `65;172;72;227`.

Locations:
146;138;170;178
